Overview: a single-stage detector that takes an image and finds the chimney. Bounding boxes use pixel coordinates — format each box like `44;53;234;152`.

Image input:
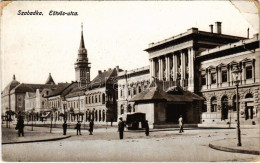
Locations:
215;22;222;34
247;28;249;38
98;70;102;74
116;66;119;72
209;24;213;33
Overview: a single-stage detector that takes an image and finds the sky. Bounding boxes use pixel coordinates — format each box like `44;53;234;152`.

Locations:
1;1;259;90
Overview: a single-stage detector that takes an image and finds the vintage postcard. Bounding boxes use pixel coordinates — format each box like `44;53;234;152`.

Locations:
1;0;259;162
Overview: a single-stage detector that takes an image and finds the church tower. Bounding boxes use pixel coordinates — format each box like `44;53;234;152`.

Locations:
75;23;91;84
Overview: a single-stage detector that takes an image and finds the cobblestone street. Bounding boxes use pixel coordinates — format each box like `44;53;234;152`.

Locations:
2;125;259;162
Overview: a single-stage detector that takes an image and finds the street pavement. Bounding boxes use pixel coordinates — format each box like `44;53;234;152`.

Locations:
2;125;259;162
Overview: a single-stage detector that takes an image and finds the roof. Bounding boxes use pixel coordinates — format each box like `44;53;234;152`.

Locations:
65;87;85;98
144;28;245;52
10;83;57;94
45;73;55;85
130;82;204;103
87;68;118;89
45;82;77;98
2;75;20;94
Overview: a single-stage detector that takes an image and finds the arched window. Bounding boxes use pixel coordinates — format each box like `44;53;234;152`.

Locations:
99;95;101;102
102;110;105;121
86;97;88;104
95;95;97;103
92;96;94;103
95;110;98;121
89;96;91;104
211;97;217;112
102;93;105;104
245;93;254;120
138;86;142;93
133;87;136;95
120;105;124;115
99;110;101;121
221;96;229;120
233;95;240;111
245;93;253;98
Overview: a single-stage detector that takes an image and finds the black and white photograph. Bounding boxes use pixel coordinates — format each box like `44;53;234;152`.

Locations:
1;0;259;162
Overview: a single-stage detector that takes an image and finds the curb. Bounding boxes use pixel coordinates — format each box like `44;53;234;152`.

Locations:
209;142;260;155
2;135;71;145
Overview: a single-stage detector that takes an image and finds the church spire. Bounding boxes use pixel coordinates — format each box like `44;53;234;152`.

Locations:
13;74;16;80
79;22;85;49
45;73;55;85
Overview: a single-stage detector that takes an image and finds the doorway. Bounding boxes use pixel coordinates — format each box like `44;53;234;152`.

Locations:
166;104;186;123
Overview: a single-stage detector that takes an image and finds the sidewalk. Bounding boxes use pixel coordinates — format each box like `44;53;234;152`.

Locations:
209;137;260;155
2;125;71;144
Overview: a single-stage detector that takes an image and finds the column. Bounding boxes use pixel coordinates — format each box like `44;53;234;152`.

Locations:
172;53;177;82
161;58;164;80
180;51;186;87
188;48;195;92
167;56;171;81
165;57;168;80
241;63;245;84
152;59;156;78
150;59;153;81
158;58;161;80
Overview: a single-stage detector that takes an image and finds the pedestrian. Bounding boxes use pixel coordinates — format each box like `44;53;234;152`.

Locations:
75;121;81;135
178;115;184;133
144;120;149;136
15;117;24;137
118;117;125;139
89;119;94;135
62;121;67;135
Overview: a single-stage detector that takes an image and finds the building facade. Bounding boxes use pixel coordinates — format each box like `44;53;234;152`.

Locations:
117;66;150;120
198;34;260;126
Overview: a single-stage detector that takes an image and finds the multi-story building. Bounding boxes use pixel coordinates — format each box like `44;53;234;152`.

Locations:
117;66;150;120
130;22;259;128
198;34;259;126
84;67;121;123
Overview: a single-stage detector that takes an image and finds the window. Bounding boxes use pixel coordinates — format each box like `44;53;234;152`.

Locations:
133;88;136;95
211;97;217;112
102;94;105;104
95;95;97;103
138;86;142;93
89;96;91;104
99;95;101;102
201;75;206;85
211;73;216;84
127;104;131;112
86;97;88;104
128;89;131;96
120;89;123;97
222;70;227;83
92;96;94;103
246;66;252;79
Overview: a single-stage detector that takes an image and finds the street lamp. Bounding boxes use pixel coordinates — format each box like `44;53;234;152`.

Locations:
232;65;242;146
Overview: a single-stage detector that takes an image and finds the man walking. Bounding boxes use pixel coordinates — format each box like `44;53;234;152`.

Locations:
75;121;81;135
118;117;125;139
178;115;184;133
89;119;94;135
144;120;149;136
62;121;67;135
16;117;24;137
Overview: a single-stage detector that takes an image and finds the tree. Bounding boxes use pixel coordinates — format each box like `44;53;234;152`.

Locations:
50;108;57;133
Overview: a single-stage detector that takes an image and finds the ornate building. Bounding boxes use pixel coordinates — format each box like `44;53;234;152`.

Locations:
129;22;259;127
198;34;259;126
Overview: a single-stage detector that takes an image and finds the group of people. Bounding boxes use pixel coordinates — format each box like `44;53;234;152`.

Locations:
15;115;184;139
62;120;94;136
